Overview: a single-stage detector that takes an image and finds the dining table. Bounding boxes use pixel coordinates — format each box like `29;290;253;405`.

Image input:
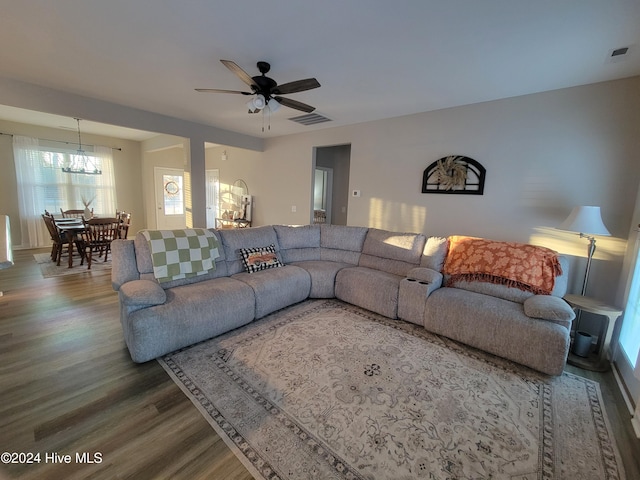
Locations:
54;218;86;268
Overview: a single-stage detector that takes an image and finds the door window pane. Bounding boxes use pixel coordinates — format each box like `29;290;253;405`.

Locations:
163;174;184;215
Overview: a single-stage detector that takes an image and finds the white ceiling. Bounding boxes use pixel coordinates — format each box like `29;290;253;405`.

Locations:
0;0;639;141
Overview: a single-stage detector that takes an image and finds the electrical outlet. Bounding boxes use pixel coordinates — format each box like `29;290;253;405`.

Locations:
291;205;297;213
352;190;361;197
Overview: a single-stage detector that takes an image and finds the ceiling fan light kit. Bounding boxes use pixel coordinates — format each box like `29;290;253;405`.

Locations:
197;60;320;128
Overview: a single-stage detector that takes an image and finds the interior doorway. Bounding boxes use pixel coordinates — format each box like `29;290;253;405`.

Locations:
311;144;351;225
314;167;333;224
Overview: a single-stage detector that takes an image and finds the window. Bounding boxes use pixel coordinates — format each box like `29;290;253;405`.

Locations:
13;136;117;248
162;174;184;215
620;231;640;369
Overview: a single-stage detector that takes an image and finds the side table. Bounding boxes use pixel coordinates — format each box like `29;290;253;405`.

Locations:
564;293;623;372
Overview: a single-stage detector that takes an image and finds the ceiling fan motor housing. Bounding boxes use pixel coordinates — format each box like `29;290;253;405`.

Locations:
252;74;277;97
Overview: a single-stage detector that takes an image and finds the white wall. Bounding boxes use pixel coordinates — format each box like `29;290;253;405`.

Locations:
230;77;640;310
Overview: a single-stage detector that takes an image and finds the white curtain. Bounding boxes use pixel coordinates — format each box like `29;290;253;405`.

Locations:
13;136;48;248
93;145;118;215
13;136;117;248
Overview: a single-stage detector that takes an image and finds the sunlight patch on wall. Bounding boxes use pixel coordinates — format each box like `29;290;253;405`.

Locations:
368;198;428;233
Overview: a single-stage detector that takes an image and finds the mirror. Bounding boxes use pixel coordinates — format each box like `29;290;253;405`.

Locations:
220;179;250;221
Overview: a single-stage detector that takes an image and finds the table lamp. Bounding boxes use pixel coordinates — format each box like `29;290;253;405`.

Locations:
559;206;611;296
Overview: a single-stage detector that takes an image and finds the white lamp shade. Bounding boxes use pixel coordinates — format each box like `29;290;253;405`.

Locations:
267;98;280;113
246;94;266;112
253;94;266;110
559;206;611;236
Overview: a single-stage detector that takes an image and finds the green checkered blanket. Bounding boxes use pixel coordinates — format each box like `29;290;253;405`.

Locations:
141;229;220;283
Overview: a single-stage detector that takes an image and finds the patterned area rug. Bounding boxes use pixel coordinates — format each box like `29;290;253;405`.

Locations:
160;299;626;480
33;252;111;278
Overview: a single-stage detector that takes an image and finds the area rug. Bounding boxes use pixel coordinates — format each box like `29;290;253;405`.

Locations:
159;299;626;480
33;252;111;278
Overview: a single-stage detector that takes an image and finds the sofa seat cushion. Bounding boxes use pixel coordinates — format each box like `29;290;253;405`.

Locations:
291;260;353;298
123;277;255;362
232;265;311;319
424;287;570;375
335;266;403;319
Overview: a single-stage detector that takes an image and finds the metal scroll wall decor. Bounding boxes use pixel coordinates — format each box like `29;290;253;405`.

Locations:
422;155;486;195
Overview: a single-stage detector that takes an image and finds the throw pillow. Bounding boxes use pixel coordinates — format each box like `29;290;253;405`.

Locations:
240;244;283;273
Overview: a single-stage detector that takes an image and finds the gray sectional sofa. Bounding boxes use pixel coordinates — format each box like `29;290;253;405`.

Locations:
111;224;575;375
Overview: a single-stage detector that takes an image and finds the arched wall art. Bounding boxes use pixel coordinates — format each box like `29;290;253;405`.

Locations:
421;155;486;195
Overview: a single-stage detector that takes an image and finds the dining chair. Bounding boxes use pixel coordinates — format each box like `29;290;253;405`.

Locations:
116;211;131;239
81;217;120;269
61;208;90;218
42;214;76;265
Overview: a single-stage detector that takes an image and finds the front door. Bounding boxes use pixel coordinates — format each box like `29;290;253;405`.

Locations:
154;167;186;230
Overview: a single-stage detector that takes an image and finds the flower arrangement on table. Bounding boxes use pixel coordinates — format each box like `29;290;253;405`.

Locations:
81;194;96;219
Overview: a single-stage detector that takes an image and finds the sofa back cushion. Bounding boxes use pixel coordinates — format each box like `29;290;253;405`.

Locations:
358;228;427;276
218;225;281;275
420;236;449;271
319;224;368;264
274;224;321;263
134;229;229;289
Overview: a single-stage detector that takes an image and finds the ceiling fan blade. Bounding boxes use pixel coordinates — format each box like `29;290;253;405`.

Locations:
272;78;321;95
274;96;316;113
220;60;259;89
195;88;253;95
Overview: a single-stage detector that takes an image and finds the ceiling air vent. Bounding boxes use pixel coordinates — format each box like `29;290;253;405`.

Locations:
607;45;632;63
611;47;629;57
289;113;332;126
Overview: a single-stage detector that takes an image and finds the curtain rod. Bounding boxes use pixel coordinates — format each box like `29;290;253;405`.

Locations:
0;131;122;151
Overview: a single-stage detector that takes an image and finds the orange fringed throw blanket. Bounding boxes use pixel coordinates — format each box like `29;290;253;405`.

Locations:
444;236;563;295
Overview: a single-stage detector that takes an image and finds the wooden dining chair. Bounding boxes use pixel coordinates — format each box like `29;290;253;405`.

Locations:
61;208;90;218
42;214;70;265
116;211;131;239
43;215;85;266
80;217;120;269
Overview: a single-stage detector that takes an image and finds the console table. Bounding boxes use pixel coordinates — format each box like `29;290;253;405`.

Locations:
216;218;251;229
564;293;623;372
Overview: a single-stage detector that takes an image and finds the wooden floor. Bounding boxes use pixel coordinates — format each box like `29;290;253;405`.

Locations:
1;248;639;479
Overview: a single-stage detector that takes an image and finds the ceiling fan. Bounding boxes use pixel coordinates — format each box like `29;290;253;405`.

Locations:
196;60;320;114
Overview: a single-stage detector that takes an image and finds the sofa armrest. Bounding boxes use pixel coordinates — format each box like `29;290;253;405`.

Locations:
398;268;443;325
523;295;575;327
119;280;166;307
406;267;443;288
